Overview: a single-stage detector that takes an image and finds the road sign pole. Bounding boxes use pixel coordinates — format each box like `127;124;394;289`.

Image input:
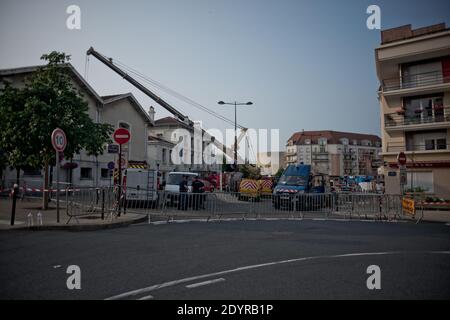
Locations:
56;151;60;223
118;143;122;216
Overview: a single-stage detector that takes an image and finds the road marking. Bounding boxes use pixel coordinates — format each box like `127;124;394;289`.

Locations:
186;278;225;289
137;295;154;300
104;250;450;300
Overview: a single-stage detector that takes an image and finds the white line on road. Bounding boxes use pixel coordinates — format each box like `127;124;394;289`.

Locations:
137;295;154;300
104;250;450;300
186;278;225;289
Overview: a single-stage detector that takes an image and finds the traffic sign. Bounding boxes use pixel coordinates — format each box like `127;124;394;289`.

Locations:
397;152;407;166
107;161;115;170
116;157;127;168
113;128;131;145
107;144;119;154
51;128;67;152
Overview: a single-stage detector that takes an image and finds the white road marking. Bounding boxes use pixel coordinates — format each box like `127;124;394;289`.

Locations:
137;295;154;300
186;278;225;289
105;250;450;300
53;265;62;269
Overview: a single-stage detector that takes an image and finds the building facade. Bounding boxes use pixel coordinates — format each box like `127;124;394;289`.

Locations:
286;131;381;177
375;23;450;197
257;152;286;176
0;64;154;189
151;116;220;176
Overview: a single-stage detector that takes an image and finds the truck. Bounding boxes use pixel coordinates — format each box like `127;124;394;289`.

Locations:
272;164;328;210
124;168;158;205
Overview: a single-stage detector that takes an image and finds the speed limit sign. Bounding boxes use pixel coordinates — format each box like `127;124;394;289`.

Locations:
51;128;67;152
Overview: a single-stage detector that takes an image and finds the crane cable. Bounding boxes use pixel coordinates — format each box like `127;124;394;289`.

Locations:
110;58;246;130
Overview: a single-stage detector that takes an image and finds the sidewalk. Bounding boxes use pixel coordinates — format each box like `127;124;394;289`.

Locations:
0;198;147;231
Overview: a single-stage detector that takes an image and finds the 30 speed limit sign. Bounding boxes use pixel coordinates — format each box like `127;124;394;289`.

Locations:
51;128;67;152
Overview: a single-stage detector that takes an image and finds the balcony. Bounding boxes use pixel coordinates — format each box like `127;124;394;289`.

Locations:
385;143;450;154
384;106;450;131
382;69;450;95
312;154;329;162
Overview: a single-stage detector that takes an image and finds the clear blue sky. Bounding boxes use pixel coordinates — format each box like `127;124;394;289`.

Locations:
1;0;449;149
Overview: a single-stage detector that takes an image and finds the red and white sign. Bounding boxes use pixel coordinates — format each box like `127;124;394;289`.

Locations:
116;157;127;168
51;128;67;152
397;152;407;166
113;128;131;145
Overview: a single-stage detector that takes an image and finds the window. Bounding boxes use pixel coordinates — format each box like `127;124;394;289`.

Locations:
406;171;433;193
119;122;130;130
80;167;92;180
101;169;110;179
437;139;447;150
425;139;435;151
162;148;167;164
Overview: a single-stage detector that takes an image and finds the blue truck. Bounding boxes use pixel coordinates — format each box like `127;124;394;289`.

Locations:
272;164;328;210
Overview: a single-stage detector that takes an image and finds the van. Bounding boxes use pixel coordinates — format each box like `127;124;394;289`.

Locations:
124;168;158;203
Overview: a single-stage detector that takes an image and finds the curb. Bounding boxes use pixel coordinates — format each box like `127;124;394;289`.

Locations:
1;215;148;232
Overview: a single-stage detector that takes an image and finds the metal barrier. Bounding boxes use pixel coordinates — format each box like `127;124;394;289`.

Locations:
2;184;406;224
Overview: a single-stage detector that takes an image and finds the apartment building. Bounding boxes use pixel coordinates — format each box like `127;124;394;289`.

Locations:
375;23;450;197
286;130;381;177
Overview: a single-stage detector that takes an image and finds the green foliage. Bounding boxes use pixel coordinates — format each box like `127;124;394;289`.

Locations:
0;51;113;171
239;164;261;180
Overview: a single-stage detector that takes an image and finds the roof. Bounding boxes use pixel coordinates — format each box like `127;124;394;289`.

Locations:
0;63;103;103
287;130;381;146
148;135;174;145
101;93;153;124
0;64;153;125
154;116;192;130
380;23;448;45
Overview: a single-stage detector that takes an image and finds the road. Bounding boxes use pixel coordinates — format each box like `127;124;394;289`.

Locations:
0;219;449;299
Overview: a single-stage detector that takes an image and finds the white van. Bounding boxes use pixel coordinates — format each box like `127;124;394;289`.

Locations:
124;169;158;202
165;172;199;193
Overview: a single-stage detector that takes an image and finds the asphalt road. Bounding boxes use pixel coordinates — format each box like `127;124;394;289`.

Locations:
0;219;449;299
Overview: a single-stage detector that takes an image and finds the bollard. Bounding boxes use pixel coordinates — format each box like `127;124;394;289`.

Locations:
101;188;105;220
36;211;43;226
10;184;19;226
27;212;34;227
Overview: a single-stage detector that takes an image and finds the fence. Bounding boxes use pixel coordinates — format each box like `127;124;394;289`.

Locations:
1;185;406;224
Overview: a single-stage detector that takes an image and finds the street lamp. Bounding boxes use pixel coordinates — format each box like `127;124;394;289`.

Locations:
218;100;253;171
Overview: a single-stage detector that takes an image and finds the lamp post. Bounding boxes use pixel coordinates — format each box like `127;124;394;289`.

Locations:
218;100;253;171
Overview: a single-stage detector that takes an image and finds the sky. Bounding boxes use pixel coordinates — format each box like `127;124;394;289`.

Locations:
1;0;449;152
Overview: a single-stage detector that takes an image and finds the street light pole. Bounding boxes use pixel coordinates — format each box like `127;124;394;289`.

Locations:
234;101;237;171
218;100;253;172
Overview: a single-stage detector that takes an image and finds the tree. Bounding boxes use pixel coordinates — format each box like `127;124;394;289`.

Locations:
0;51;113;209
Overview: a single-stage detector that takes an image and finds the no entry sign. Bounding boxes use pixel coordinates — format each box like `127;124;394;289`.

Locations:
51;128;67;152
113;128;131;145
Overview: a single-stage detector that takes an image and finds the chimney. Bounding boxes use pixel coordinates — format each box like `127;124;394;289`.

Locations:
148;106;155;122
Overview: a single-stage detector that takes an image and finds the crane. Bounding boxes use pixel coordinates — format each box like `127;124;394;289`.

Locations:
86;47;249;164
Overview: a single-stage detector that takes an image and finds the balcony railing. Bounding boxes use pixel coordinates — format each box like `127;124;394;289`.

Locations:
386;143;450;153
385;106;450;128
382;69;450;92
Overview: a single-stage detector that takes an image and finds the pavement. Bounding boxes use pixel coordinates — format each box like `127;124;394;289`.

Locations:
0;219;449;299
0;198;147;230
